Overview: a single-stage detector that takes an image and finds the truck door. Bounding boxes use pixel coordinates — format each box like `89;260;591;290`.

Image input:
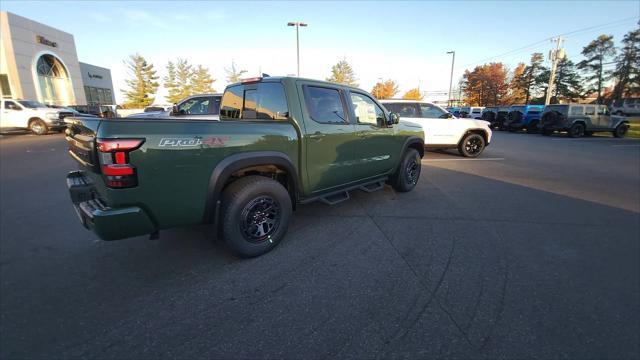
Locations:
597;105;612;129
418;103;456;145
347;91;396;179
300;84;359;193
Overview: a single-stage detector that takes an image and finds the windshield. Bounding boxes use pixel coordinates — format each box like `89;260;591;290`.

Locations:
460;107;470;112
18;100;48;109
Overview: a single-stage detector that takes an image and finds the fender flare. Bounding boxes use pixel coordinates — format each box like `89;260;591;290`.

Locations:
402;136;425;158
202;151;300;223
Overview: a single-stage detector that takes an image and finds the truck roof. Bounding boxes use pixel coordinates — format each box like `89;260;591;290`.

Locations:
227;76;365;92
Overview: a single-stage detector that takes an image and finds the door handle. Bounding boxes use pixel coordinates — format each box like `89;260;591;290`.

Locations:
309;132;325;141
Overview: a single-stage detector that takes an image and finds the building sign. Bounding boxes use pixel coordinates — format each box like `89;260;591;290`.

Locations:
35;35;58;48
87;72;103;79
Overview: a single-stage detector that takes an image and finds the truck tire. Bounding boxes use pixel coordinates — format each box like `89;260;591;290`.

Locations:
458;133;485;158
29;119;48;135
613;123;628;138
527;120;539;133
390;148;421;192
221;175;292;257
568;123;585;138
541;128;553;136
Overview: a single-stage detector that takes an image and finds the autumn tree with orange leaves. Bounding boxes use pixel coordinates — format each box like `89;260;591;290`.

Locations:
462;62;510;106
371;79;399;99
402;88;423;100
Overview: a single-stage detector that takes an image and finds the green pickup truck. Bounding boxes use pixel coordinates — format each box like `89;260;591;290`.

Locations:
66;77;425;257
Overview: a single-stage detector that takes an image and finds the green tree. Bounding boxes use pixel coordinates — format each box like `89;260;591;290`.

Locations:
164;61;182;104
508;63;527;104
371;79;399;99
611;28;640;100
326;59;358;87
175;58;194;100
121;54;159;107
402;88;423;100
578;34;616;104
552;58;584;103
519;53;547;104
225;61;247;84
192;65;216;94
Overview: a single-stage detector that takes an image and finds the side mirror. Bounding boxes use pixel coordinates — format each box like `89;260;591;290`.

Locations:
441;113;453;119
170;104;179;116
388;112;400;125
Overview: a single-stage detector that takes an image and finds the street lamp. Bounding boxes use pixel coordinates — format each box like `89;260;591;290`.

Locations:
287;22;308;76
446;51;455;107
376;77;383;98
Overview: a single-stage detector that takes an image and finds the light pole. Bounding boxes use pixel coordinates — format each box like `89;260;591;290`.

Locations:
446;51;455;107
287;22;307;76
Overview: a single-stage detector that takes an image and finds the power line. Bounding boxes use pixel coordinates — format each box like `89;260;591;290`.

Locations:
458;16;638;69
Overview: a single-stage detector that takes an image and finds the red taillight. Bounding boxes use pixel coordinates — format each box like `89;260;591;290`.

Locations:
101;164;135;176
96;138;144;152
97;138;144;188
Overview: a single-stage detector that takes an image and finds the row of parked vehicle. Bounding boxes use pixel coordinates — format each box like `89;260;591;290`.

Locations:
488;104;630;138
447;103;632;138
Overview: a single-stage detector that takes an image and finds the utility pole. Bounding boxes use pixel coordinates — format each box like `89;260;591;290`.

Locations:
287;22;308;76
446;51;455;107
545;37;565;105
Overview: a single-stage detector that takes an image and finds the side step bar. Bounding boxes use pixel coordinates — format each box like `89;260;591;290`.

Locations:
309;177;387;206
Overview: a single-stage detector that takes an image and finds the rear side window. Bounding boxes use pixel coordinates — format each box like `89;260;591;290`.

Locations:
302;86;347;124
570;106;584;115
585;106;595;115
384;103;419;118
220;82;288;121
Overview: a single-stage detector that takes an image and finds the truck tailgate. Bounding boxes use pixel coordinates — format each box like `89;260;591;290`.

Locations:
65;116;101;170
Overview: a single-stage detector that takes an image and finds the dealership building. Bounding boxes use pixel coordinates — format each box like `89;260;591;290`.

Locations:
0;11;114;106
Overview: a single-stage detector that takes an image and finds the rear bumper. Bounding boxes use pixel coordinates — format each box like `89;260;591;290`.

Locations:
67;171;156;241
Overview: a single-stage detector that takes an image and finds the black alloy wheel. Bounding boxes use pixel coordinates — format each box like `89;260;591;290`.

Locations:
240;196;281;243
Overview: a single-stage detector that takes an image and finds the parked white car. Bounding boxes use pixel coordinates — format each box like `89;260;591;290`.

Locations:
1;99;71;135
381;100;492;157
610;98;640;116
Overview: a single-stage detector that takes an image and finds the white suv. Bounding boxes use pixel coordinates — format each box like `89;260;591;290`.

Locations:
1;99;70;135
381;100;492;157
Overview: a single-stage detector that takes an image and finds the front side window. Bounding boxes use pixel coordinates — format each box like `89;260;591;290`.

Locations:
585;106;595;116
178;97;210;115
220;83;288;120
597;106;609;115
383;103;418;118
303;86;347;124
4;101;19;110
350;92;385;126
420;104;448;119
570;106;584;115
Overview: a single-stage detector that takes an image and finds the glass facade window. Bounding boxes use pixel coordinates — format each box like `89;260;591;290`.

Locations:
36;54;73;105
84;85;114;105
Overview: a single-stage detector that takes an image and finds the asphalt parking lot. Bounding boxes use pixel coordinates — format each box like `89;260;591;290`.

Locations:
1;131;639;359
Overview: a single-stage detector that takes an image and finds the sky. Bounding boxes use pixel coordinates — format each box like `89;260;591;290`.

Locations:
2;0;639;104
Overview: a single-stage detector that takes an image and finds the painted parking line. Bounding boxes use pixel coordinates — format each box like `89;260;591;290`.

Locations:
611;144;640;147
423;157;505;162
